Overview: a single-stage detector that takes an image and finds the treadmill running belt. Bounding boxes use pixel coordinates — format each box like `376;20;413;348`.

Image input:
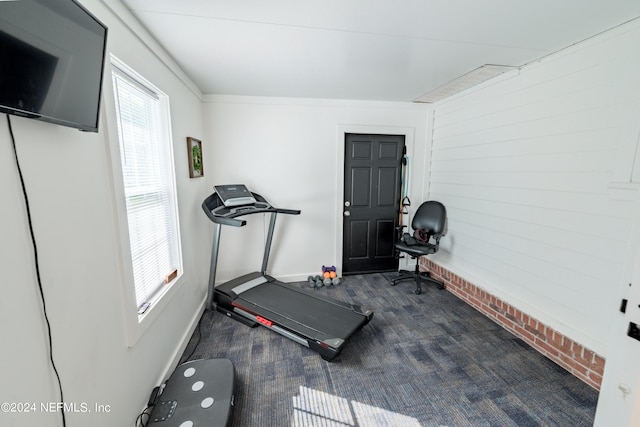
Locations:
234;281;366;341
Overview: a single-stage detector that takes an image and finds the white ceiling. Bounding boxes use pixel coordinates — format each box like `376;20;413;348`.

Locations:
121;0;640;102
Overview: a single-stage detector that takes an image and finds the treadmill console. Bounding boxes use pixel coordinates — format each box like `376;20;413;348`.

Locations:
215;184;257;207
203;184;301;228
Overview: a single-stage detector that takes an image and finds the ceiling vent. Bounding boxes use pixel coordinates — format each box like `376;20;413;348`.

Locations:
414;64;518;103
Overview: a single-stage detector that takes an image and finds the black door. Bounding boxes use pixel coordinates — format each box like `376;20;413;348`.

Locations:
342;133;404;274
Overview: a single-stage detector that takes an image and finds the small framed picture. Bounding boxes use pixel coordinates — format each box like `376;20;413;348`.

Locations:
187;137;203;178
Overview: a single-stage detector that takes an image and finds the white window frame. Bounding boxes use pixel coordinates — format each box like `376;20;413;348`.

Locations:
105;55;183;345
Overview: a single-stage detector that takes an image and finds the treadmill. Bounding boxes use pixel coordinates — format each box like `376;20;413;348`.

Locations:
202;185;373;361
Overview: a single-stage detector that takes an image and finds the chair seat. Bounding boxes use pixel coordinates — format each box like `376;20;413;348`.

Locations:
394;241;437;258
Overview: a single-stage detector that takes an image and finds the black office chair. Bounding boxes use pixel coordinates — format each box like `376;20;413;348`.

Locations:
391;201;447;294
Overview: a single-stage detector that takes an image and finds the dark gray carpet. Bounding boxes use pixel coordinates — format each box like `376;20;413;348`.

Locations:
181;273;598;426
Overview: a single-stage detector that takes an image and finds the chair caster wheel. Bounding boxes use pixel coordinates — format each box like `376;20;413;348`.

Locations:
414;289;422;295
438;284;445;290
390;282;397;287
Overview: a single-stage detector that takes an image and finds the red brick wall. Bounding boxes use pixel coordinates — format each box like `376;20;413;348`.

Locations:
421;258;605;390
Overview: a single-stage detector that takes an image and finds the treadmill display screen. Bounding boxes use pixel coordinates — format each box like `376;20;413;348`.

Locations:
215;184;257;207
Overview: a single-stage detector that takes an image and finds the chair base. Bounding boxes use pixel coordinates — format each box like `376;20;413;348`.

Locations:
391;264;445;295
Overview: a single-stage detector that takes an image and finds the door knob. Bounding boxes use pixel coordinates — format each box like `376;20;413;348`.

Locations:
345;201;351;207
344;211;350;216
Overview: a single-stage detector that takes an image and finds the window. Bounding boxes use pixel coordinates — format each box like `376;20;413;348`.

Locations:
111;59;182;316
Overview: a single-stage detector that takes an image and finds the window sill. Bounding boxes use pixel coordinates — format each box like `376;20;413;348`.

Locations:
125;273;183;347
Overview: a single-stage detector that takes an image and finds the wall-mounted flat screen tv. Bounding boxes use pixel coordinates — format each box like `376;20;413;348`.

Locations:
0;0;108;132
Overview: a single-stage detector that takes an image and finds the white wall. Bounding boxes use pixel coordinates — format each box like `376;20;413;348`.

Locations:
0;1;209;426
427;19;640;357
202;96;431;283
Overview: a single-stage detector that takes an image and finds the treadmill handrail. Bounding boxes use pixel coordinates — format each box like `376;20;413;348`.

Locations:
201;191;300;227
275;208;301;216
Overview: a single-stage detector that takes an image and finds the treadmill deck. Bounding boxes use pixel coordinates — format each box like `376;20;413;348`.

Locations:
215;272;373;360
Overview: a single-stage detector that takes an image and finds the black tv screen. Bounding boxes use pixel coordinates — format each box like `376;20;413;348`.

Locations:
0;0;107;132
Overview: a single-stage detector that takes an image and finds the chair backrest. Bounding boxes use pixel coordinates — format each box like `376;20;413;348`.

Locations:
411;201;447;238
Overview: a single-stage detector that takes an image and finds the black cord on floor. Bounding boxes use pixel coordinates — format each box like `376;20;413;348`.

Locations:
135;405;153;427
7;115;66;427
180;310;206;363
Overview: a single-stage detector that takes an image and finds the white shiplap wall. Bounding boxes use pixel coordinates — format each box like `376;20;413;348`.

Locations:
428;19;640;356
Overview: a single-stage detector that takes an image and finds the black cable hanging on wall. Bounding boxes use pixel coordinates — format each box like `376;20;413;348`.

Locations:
6;115;66;427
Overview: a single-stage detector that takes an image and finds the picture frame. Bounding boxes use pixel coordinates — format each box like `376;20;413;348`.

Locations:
187;137;203;178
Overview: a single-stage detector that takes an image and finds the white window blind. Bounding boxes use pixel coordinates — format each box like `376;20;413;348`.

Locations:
111;62;181;313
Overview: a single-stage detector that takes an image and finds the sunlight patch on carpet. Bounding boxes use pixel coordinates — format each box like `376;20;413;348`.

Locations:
292;386;421;427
